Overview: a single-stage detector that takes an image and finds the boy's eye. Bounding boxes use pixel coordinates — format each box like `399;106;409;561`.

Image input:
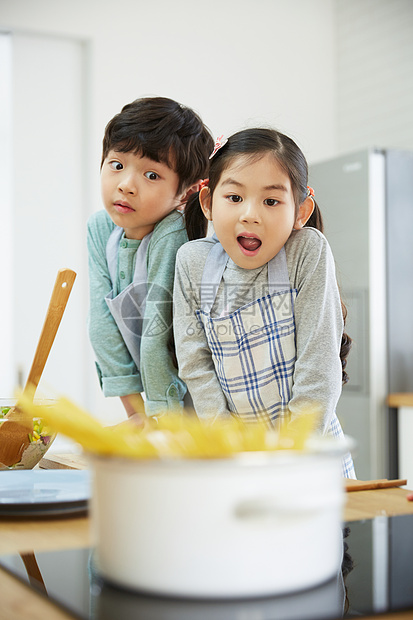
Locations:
264;198;279;207
144;171;160;181
109;161;123;171
227;194;242;203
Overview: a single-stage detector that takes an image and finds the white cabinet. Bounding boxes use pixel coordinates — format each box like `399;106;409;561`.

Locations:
0;32;93;409
398;407;413;488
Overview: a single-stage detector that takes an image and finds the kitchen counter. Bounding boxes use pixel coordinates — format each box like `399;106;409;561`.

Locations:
387;393;413;407
1;456;413;620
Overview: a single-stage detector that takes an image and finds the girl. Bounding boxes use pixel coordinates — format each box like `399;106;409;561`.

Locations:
173;128;356;478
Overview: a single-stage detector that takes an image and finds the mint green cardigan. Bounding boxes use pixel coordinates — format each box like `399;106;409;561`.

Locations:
87;209;188;415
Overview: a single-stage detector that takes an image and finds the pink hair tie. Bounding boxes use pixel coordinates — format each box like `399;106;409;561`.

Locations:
307;185;315;197
199;178;209;190
209;135;228;159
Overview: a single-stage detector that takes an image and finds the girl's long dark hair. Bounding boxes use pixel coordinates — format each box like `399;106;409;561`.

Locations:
185;128;351;385
304;201;352;385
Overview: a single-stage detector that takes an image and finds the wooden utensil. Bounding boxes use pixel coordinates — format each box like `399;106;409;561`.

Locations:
0;268;76;467
345;478;408;492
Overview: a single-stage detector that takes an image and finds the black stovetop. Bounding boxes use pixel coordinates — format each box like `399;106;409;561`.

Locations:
1;515;413;620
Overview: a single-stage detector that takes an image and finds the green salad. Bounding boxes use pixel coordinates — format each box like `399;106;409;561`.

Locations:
0;406;52;445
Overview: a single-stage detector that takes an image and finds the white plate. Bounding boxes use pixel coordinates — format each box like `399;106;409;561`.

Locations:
0;470;91;516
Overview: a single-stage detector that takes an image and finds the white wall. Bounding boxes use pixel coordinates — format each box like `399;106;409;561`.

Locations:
0;0;338;177
336;0;413;154
0;33;13;394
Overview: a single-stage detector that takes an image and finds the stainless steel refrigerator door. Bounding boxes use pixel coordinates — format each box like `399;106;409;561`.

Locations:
309;150;387;480
386;149;413;394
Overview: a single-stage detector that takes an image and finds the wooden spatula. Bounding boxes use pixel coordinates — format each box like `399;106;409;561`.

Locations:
0;268;76;467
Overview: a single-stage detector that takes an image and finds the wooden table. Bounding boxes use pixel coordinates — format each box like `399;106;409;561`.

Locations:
1;456;413;620
388;393;413;493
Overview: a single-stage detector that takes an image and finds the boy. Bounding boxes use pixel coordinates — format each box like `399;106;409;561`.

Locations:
87;96;213;423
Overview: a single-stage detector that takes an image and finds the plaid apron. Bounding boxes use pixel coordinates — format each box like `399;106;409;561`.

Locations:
196;239;356;478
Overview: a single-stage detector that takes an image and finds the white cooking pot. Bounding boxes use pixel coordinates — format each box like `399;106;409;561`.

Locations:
90;437;350;599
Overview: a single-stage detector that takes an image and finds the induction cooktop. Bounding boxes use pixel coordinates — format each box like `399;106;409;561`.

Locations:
1;515;413;620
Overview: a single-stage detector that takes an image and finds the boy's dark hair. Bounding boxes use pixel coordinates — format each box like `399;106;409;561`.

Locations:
101;96;214;195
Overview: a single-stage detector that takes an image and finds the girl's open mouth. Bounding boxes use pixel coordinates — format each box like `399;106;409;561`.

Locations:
237;235;262;254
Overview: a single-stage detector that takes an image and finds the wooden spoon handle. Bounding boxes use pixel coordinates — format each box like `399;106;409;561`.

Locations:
24;268;76;393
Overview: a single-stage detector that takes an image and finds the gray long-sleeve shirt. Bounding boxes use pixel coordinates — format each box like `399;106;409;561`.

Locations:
173;227;344;433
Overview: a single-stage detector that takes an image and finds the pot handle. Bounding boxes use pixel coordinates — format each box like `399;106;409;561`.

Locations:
234;495;341;523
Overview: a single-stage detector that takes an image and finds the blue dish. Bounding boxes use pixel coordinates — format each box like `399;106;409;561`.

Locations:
0;469;91;516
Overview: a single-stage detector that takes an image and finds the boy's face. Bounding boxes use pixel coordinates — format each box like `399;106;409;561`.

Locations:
101;150;182;239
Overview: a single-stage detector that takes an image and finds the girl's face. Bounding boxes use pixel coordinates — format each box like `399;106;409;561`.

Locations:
200;152;313;270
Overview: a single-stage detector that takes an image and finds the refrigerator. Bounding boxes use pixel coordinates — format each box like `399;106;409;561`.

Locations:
309;149;413;480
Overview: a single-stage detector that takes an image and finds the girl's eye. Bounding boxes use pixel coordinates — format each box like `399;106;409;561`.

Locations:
264;198;279;207
227;194;242;203
109;161;123;171
144;171;159;181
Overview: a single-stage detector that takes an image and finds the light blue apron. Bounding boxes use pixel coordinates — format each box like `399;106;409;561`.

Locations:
105;226;153;371
197;238;356;478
